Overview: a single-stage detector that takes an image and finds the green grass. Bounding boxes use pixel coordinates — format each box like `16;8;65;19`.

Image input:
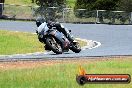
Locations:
5;0;76;8
0;30;86;55
0;58;131;88
0;30;44;55
66;0;76;8
5;0;34;5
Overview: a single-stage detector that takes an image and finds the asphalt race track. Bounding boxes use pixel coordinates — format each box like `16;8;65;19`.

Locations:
0;21;132;59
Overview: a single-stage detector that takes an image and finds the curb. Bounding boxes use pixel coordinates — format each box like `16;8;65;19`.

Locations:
76;38;101;50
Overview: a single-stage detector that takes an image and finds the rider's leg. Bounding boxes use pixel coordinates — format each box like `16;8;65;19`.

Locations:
54;23;74;41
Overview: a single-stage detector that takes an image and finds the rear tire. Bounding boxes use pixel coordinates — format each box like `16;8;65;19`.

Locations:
46;37;63;54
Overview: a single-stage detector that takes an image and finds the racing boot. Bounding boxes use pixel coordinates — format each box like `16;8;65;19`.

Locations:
62;28;74;42
66;33;74;42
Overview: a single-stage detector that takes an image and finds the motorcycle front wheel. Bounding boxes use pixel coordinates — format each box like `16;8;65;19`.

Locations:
46;37;63;54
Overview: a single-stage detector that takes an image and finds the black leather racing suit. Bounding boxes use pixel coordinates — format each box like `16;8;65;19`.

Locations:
37;21;74;44
47;21;74;42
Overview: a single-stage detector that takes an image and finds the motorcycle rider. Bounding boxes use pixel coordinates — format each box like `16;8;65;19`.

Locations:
36;17;74;43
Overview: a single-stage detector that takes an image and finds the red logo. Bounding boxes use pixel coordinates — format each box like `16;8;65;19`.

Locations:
76;66;131;85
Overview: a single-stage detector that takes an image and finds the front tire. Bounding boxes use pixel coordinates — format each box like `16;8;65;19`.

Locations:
46;37;63;54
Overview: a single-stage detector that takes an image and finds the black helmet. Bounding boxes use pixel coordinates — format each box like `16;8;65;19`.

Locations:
36;17;46;27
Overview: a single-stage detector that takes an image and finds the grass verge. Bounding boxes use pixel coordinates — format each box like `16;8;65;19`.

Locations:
5;0;34;5
0;30;87;55
0;57;131;88
0;30;44;55
5;0;76;8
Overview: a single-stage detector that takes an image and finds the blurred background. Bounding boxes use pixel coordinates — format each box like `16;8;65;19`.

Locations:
0;0;132;24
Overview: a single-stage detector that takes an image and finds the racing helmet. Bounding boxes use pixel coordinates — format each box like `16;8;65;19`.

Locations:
36;17;46;27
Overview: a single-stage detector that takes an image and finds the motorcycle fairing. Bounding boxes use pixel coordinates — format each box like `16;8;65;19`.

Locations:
48;30;70;49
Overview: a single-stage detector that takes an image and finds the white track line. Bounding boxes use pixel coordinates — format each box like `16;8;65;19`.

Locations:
91;41;101;49
76;38;101;50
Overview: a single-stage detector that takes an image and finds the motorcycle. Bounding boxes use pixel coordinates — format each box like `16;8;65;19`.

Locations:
38;23;81;54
